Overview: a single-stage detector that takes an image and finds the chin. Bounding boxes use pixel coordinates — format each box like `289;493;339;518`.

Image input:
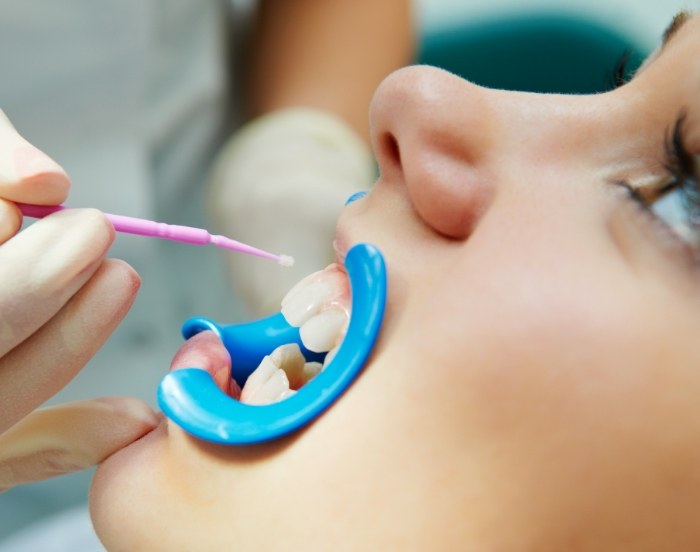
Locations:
89;421;170;550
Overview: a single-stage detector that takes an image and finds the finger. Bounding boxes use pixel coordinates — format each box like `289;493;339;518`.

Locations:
0;110;70;205
0;258;140;433
0;198;21;245
0;397;158;492
0;208;115;359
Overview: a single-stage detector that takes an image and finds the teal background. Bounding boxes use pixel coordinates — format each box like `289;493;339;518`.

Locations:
419;13;647;93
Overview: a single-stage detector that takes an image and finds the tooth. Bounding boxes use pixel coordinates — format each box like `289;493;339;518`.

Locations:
300;310;348;353
240;344;317;404
280;265;350;327
241;356;276;395
281;270;323;309
240;356;280;404
270;343;306;389
240;261;357;405
303;361;322;381
281;280;335;327
250;369;291;405
279;389;296;400
323;345;340;368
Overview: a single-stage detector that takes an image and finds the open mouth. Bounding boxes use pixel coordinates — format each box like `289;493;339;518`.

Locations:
158;243;386;445
242;262;351;403
174;263;352;404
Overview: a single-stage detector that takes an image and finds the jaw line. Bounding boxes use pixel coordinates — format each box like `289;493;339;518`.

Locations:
157;243;387;445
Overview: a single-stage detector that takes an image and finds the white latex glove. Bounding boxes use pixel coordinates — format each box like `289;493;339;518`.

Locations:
0;111;158;492
207;108;375;317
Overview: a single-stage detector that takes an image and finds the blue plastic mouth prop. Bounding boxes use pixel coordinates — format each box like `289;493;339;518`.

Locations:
157;243;387;445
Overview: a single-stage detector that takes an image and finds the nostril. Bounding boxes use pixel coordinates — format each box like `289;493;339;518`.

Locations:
380;132;402;170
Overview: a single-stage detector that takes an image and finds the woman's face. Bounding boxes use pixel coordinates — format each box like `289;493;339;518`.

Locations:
92;13;700;550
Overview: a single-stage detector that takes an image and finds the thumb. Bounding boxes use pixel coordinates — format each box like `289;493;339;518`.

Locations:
0;397;159;492
0;109;70;205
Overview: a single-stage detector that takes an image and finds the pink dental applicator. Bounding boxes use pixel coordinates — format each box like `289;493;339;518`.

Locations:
17;203;295;267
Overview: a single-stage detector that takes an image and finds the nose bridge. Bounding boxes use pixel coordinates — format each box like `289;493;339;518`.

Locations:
490;83;610;166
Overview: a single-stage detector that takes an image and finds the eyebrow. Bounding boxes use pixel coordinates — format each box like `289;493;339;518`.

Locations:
661;10;693;50
631;11;695;78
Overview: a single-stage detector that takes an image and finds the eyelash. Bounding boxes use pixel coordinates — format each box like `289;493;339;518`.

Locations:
621;113;700;256
612;50;632;89
663;114;700;221
610;49;644;90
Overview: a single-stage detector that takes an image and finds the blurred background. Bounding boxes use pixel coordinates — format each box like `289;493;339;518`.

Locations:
0;0;696;548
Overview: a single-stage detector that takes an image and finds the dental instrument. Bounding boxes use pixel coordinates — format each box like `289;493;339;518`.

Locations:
17;203;294;266
158;242;387;445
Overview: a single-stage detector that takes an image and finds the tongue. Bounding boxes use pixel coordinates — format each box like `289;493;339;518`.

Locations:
169;331;240;399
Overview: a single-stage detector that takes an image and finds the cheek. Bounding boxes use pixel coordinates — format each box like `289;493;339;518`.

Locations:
422;262;699;425
398;264;700;532
401;251;700;439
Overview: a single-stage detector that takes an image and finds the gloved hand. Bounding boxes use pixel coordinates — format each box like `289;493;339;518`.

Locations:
0;110;158;492
207;107;375;317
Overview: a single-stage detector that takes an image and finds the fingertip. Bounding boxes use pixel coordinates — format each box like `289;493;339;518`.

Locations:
90;258;142;322
95;397;161;429
12;143;71;203
0;208;122;320
0;115;71;203
103;258;142;291
50;208;116;259
75;207;117;249
0;399;161;488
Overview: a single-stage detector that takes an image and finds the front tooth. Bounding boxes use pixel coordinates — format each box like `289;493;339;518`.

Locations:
281;265;350;327
281;280;335;327
240;355;278;401
281;270;323;309
241;356;279;398
300;310;348;353
244;369;291;405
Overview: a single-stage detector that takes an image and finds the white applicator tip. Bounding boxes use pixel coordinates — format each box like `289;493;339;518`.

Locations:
278;255;295;267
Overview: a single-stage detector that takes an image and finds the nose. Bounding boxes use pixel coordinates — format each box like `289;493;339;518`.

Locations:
370;66;502;239
369;66;604;240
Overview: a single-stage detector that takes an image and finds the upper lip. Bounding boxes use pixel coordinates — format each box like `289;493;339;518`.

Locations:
333;239;346;265
332;227;353;266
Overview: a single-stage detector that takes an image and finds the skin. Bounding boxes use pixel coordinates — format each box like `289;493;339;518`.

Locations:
1;0;412;491
0;111;158;490
247;0;414;142
92;14;700;552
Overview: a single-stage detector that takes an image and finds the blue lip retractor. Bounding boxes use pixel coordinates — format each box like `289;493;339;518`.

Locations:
157;243;387;445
